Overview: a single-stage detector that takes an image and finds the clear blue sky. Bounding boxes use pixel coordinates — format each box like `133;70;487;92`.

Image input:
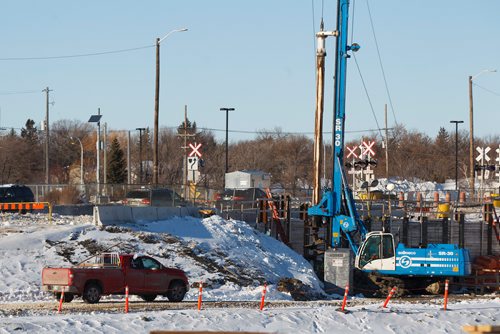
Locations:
1;0;499;144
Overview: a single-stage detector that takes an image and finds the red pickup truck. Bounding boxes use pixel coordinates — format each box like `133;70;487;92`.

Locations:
42;253;189;304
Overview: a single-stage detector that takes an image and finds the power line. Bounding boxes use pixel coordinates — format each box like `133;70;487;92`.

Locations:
0;45;153;61
0;90;39;95
366;0;398;125
352;53;384;139
172;126;389;136
473;83;500;97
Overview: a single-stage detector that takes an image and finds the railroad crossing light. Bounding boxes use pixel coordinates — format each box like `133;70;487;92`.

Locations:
198;159;205;168
486;165;496;171
354;160;368;169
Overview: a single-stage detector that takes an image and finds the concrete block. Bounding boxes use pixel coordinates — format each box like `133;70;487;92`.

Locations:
324;248;353;295
93;205;133;226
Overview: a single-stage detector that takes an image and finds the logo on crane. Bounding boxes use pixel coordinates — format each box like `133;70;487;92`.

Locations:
399;256;412;268
334;119;342;147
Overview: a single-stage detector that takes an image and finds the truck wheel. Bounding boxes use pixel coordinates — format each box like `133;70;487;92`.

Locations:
166;281;186;302
140;295;157;302
83;283;101;304
55;293;74;303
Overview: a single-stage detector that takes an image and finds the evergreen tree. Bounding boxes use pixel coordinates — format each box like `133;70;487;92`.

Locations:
20;119;38;143
107;138;127;184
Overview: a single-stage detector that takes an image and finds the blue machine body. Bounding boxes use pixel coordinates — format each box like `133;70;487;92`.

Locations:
307;0;471;278
383;244;471;277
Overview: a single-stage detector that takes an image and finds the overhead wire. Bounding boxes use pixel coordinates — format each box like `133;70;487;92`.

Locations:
0;90;39;95
366;0;398;124
473;83;500;97
349;0;383;139
352;54;383;139
0;45;153;61
178;126;387;136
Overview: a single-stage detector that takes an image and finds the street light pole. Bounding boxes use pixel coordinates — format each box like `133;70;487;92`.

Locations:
468;69;496;199
153;28;188;187
220;107;235;187
42;87;52;186
136;127;146;184
450;120;464;193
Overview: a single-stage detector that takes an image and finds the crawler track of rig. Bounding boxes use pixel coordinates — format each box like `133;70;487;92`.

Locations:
0;295;497;317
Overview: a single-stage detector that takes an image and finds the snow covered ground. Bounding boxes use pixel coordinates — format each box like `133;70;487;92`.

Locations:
1;299;499;333
0;212;498;333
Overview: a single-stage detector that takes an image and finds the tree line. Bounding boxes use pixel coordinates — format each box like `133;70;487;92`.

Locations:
0;119;498;195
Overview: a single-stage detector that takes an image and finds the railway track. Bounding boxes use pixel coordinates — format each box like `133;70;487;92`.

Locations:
0;294;497;317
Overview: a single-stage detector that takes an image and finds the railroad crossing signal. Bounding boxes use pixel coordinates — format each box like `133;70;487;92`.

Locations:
476;146;491;162
476;146;492;180
360;140;376;159
346;146;358;159
189;142;202;158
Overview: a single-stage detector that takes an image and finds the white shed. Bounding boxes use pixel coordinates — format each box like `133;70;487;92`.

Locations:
225;170;271;189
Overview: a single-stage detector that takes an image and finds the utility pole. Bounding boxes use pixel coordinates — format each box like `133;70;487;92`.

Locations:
153;37;160;187
42;87;52;185
220;107;235;188
152;28;188;187
127;131;131;185
313;21;337;205
468;75;475;199
103;123;107;194
451;120;464;192
96;108;101;197
136;127;146;184
177;105;195;199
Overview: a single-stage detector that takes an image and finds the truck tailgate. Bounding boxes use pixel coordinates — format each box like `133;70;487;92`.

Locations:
42;267;70;285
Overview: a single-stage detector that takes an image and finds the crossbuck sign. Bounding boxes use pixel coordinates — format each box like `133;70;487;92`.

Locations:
189;142;202;158
476;146;491;163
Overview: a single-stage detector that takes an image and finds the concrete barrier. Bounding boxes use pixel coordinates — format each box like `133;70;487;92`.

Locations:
93;206;133;225
94;205;201;226
131;207;159;222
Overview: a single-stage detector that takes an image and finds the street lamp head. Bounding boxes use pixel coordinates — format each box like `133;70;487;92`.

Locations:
220;107;235;112
450;120;464;124
471;69;497;81
158;28;189;44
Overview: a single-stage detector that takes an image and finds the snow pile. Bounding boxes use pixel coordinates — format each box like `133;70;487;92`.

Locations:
0;213;322;303
374;178;500;200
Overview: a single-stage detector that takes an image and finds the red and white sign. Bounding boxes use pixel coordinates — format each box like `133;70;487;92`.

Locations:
361;140;376;157
189;142;202;158
346;146;358;159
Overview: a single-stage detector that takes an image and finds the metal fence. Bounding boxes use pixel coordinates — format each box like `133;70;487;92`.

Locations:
26;183;219;206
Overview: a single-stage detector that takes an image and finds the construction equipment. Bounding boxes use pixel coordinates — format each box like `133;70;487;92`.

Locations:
308;0;470;290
